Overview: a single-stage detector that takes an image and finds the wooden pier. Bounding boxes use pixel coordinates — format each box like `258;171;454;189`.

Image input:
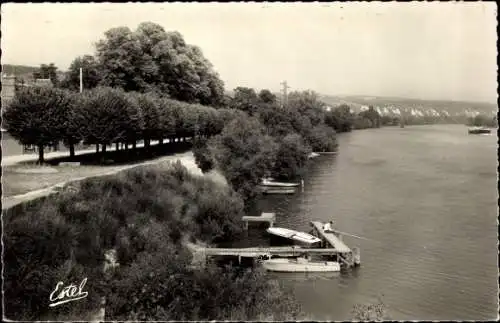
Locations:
310;221;360;267
242;212;276;229
201;246;339;258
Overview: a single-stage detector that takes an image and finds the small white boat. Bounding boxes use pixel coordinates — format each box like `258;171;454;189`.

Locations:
260;178;300;187
262;188;296;195
308;152;320;159
262;257;341;272
267;227;321;244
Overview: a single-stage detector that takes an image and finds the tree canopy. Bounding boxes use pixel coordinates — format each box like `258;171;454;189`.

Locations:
92;22;225;105
2;86;72;163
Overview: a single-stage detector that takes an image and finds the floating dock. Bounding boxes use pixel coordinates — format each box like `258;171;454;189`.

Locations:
242;212;276;229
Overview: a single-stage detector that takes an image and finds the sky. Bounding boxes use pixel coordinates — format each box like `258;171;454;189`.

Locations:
1;3;497;103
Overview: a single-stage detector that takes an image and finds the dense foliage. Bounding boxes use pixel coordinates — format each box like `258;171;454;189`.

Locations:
466;114;498;127
2;86;74;163
61;22;225;106
193;89;342;202
4;162;303;320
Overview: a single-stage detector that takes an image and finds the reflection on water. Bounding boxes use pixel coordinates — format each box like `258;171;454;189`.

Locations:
244;125;497;321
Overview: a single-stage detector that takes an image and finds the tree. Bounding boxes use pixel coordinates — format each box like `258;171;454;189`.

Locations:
61;92;83;158
271;133;311;180
229;87;260;115
359;106;381;128
325;104;354;132
60;55;102;91
95;22;225;105
73;87;142;153
135;92;162;148
3;86;72;163
304;124;338;152
33;63;59;85
207;116;278;202
258;89;277;104
287;90;326;127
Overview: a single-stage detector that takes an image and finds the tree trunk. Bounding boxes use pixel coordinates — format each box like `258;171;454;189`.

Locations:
96;144;100;154
115;142;119;151
38;145;44;164
69;143;75;158
159;138;163;145
102;144;107;153
145;138;150;148
132;141;137;150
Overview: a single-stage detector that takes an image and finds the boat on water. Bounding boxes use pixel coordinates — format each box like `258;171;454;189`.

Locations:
261;257;341;272
262;187;296;195
260;177;300;187
468;127;491;134
267;227;322;245
308;152;320;159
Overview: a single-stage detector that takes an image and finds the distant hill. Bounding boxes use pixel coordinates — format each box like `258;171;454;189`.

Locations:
318;94;497;115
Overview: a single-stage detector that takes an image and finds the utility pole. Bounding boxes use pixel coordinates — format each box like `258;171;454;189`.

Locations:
280;81;290;108
79;68;83;93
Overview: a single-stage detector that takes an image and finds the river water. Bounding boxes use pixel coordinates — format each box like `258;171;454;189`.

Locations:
246;125;498;321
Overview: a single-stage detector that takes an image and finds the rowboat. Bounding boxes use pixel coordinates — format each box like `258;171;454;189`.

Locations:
261;257;341;272
260;178;300;187
267;227;321;244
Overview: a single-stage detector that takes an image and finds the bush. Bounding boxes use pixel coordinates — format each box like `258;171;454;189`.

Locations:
106;255;303;321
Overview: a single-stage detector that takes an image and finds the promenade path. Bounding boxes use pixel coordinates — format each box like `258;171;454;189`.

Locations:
2;146;204;211
1;139;166;166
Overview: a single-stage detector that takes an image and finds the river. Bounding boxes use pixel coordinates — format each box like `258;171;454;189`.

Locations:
245;124;497;320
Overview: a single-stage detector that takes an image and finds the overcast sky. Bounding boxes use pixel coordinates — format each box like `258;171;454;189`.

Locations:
1;3;497;103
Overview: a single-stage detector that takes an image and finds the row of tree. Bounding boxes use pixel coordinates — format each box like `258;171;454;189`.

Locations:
2;86;243;164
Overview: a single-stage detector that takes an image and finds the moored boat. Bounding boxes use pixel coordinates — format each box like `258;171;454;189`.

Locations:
262;187;296;195
468;127;491;134
261;257;341;272
260;177;300;187
267;227;322;244
308;152;320;159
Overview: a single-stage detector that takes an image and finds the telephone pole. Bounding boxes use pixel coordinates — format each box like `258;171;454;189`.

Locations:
280;81;290;108
79;68;83;93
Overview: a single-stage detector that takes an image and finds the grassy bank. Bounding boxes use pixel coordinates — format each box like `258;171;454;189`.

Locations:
2;141;192;198
3;160;304;321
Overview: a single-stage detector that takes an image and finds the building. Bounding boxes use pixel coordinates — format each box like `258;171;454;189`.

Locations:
1;74;16;108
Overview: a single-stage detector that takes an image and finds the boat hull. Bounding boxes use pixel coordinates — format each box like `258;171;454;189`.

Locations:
267;227;321;244
262;258;341;272
468;127;491;134
260;187;297;194
260;179;300;187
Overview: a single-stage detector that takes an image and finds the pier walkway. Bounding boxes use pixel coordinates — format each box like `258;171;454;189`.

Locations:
310;221;352;253
197;246;339;258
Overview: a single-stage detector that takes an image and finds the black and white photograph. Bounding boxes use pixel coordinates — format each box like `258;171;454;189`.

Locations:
1;2;498;321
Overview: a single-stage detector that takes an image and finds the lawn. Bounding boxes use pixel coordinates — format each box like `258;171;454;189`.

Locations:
2;142;196;198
